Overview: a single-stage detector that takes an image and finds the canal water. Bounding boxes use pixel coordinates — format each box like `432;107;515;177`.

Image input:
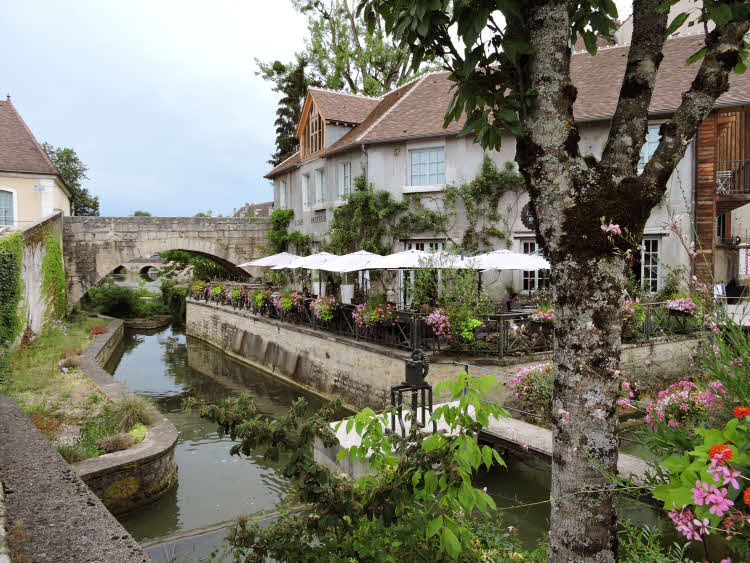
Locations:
107;325;722;559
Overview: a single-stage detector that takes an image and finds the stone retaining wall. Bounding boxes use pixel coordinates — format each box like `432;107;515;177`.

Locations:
73;319;179;515
0;398;149;562
187;300;701;410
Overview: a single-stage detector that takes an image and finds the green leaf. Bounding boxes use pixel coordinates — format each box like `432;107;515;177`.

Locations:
665;12;689;36
424;470;438;497
686;47;707;65
441;527;461;559
662;455;689;473
482;445;493;469
422;433;441;453
427;515;443;539
458;480;475;514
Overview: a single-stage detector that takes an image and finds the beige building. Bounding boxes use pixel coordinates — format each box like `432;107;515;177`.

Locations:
0;96;71;230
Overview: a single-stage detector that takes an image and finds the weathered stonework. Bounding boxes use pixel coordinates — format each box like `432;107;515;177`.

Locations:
74;319;179;515
186;300;701;411
62;216;271;304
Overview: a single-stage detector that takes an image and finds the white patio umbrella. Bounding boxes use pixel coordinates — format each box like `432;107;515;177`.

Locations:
473;249;550;271
272;251;338;270
322;250;386;272
376;249;474;270
238;252;298;268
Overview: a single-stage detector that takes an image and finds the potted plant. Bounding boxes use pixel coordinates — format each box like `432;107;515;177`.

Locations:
311;296;338;324
528;302;554;335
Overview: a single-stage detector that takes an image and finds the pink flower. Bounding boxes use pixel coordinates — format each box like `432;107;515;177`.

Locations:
691;480;714;506
706;487;734;516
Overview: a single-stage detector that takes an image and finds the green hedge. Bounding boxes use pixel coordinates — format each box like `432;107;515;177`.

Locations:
0;233;23;378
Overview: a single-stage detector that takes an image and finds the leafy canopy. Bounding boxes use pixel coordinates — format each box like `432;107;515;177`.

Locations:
42;142;99;216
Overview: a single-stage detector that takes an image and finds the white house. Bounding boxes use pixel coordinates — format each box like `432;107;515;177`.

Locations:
265;34;750;302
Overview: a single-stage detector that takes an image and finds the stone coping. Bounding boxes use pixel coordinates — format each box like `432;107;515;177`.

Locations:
187;298;701;367
123;315;172;331
0;398;149;562
72;320;178;481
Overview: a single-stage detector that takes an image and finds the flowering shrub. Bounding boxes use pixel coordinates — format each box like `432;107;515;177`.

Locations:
641;380;727;429
352;295;397;327
509;363;553;420
530;304;554;323
311;296;337;322
425;309;451;339
665;296;697;316
193;280;206;294
229;287;241;301
252;288;271;309
653;412;750;555
211;284;224;298
289;291;305;311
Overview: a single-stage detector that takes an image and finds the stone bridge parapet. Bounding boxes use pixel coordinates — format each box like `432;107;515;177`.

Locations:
63;216;271;304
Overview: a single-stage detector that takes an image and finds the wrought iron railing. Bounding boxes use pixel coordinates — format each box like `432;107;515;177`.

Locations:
187;285;702;358
716;160;750;195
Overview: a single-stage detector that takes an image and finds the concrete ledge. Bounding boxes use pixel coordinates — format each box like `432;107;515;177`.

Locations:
123;316;172;331
0;398;149;562
73;320;179;515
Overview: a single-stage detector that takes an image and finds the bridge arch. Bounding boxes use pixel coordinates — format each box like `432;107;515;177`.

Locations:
63;216;271;305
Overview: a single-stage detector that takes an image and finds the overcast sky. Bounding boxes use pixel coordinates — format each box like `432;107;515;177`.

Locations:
1;1;634;217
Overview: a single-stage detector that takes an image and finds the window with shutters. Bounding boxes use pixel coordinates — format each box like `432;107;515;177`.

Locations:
342;162;352;197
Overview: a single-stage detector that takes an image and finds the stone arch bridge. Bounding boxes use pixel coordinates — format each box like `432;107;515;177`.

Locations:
63;216;271;304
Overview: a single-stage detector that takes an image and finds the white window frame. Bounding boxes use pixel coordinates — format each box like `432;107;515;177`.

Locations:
406;148;445;191
520;239;549;293
315;169;326;208
0;187;18;227
302;174;311;211
279;179;288;209
342;162;353;197
637;124;661;173
641;237;661;293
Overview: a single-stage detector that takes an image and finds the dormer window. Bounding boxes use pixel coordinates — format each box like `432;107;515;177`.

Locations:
303;104;324;157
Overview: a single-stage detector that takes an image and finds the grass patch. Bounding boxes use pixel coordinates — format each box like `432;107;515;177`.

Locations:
107;395;159;432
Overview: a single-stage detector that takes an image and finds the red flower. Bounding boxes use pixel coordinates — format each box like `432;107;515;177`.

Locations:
709;444;733;463
734;406;750;418
744;488;750;506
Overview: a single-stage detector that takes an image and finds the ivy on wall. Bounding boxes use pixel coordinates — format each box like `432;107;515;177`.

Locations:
443;157;525;252
0;233;23;376
325;175;449;255
325;158;524;255
268;209;311;255
41;234;67;322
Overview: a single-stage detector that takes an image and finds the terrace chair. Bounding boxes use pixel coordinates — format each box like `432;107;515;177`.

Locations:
716;170;733;195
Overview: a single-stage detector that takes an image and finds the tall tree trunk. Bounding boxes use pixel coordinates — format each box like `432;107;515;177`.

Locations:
547;256;624;561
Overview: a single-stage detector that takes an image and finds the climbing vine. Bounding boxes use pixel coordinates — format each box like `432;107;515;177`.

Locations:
268;209;310;255
325;175;450;255
41;234;66;322
443;157;525;252
0;233;24;377
325;159;524;255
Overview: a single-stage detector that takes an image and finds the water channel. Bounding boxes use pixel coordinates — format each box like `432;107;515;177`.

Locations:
106;324;717;560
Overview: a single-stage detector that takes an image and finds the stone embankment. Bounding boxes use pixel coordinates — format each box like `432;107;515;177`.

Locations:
186;299;701;411
73;320;178;515
0;398;149;562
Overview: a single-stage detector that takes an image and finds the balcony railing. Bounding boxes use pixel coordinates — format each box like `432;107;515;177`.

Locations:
716;160;750;195
187;284;703;359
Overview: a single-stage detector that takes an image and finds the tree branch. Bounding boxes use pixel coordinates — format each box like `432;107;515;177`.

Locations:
642;19;750;202
600;0;669;175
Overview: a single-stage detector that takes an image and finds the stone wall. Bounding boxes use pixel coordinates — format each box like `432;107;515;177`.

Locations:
74;319;179;515
20;211;64;334
0;398;149;562
63;216;271;305
187;300;702;410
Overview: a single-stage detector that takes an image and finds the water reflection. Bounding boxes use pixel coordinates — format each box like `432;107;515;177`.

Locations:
111;326;332;543
108;270;162;292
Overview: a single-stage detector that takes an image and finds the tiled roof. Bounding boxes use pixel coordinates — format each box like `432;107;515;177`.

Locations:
309;88;380;125
264;150;301;178
572;33;750;121
0;97;60;176
266;33;750;177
